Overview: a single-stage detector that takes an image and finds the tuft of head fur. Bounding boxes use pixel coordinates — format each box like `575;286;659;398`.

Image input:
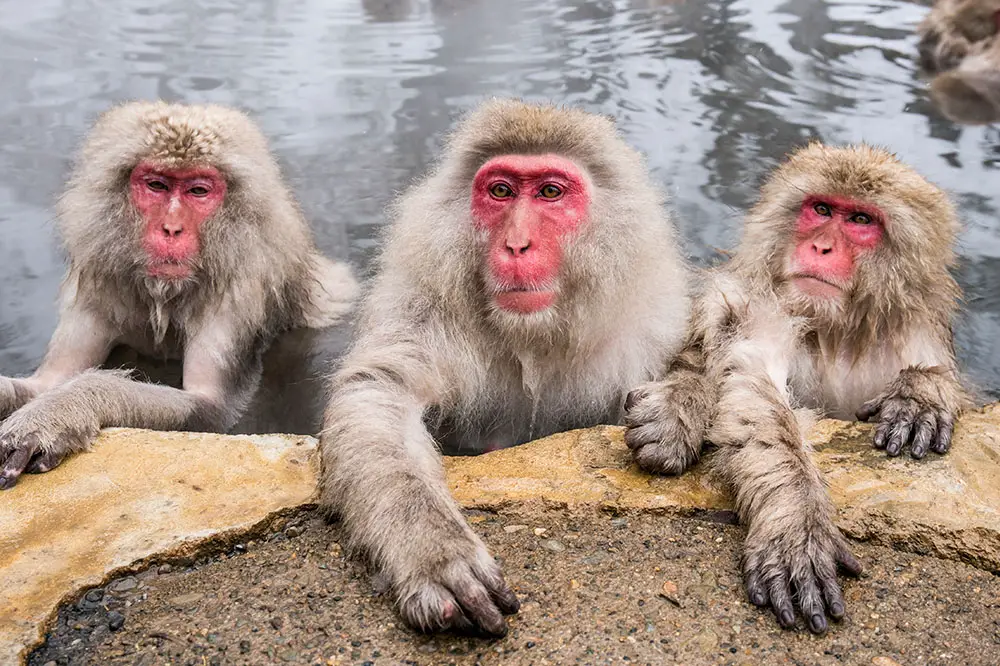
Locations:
371;97;688;352
55;100;356;346
732;142;961;353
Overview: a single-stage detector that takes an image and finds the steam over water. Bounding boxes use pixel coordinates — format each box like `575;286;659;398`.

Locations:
0;0;997;398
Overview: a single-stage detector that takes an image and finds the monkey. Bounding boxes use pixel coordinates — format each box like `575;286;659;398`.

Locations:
929;36;1000;123
319;98;691;636
917;0;1000;73
0;101;358;490
624;143;971;635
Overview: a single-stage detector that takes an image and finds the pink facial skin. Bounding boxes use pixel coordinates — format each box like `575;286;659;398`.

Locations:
129;161;227;279
790;195;885;299
471;154;591;314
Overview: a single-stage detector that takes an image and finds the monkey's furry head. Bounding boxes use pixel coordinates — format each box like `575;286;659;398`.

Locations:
377;97;688;350
55;100;318;341
736;142;962;347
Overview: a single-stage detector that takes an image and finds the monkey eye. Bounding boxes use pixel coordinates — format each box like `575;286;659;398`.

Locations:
813;202;832;216
489;182;513;199
849;212;872;225
538;184;563;200
188;186;210;197
146;180;168;192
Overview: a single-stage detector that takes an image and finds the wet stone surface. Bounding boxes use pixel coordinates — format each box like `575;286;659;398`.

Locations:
28;509;1000;666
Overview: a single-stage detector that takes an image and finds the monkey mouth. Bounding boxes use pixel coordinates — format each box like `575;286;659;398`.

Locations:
492;285;557;314
790;274;844;299
146;259;194;280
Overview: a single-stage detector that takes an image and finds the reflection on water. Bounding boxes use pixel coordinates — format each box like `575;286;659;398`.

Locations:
0;0;997;414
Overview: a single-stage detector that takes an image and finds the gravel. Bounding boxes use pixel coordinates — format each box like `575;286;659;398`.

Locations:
29;505;1000;665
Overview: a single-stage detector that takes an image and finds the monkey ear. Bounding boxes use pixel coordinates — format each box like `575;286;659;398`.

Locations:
931;71;1000;125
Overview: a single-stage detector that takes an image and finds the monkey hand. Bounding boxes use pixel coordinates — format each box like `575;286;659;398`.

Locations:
0;394;96;489
855;366;964;459
743;510;863;635
383;520;520;637
623;373;713;475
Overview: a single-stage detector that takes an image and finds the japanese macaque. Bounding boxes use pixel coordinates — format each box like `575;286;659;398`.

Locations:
929;36;1000;123
320;99;690;636
0;101;358;489
625;144;970;634
917;0;1000;73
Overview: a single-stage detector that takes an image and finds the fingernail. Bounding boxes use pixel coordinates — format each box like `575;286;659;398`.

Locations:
830;602;844;617
810;614;827;633
779;610;795;627
752;593;765;606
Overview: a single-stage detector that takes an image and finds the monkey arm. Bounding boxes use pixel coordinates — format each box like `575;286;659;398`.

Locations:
0;314;265;490
705;304;862;635
0;301;117;420
320;330;519;636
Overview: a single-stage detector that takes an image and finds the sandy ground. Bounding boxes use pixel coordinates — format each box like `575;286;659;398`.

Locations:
29;505;1000;666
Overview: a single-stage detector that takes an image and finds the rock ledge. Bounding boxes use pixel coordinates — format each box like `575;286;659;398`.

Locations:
3;406;998;664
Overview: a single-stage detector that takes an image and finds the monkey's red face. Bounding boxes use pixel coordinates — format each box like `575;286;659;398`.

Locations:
471;154;590;314
787;195;884;299
130;161;227;279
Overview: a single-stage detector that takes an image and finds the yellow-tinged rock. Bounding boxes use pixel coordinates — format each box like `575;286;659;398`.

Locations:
0;428;318;666
4;403;1000;664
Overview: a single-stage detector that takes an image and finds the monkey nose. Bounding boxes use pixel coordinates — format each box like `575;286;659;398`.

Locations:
162;223;183;238
505;240;531;256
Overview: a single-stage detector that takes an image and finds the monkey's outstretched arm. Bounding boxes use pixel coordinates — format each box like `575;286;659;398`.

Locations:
321;333;519;637
0;314;265;489
707;310;862;635
0;300;118;420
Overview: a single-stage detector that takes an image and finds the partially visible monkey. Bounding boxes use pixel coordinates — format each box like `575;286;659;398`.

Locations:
930;36;1000;123
917;0;1000;72
625;143;970;634
321;99;690;636
0;101;358;489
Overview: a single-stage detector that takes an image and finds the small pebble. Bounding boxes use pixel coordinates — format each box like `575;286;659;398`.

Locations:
270;616;285;630
533;527;547;536
541;539;565;552
610;517;628;528
503;524;528;533
157;564;173;575
84;589;104;603
107;611;125;631
285;525;303;538
240;639;252;654
110;577;137;593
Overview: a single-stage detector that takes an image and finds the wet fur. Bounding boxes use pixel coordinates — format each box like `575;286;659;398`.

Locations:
320;98;690;635
0;101;357;488
624;143;970;633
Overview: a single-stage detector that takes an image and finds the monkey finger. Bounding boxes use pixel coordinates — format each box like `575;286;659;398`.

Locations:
931;414;955;454
767;573;796;629
25;449;66;474
872;422;890;450
482;575;520;615
741;551;768;607
855;398;882;422
909;411;937;459
817;572;846;621
450;581;507;637
0;447;33;490
623;423;656;451
885;419;913;457
835;544;864;577
792;573;827;635
624;388;648;414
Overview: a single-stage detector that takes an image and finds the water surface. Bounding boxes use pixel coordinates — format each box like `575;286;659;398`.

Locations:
1;0;997;399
